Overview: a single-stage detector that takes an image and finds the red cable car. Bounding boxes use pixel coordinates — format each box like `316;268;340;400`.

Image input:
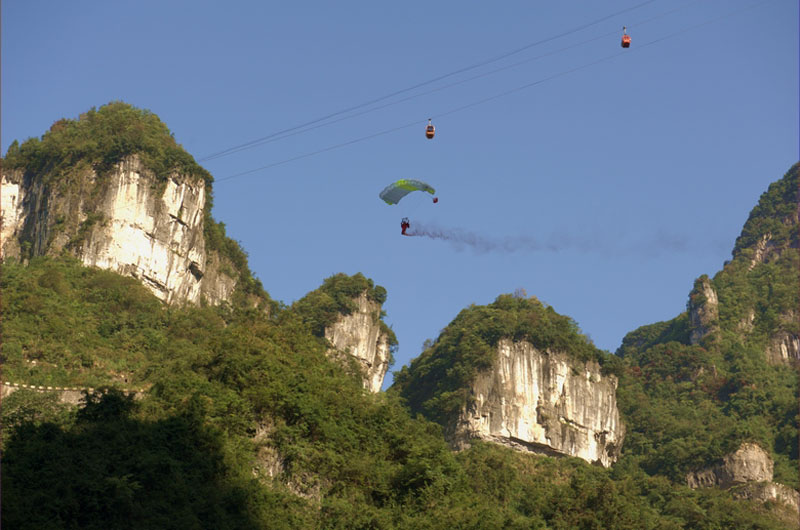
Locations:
621;26;631;48
425;118;435;139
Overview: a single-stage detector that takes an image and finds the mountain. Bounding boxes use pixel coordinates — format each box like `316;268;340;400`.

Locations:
1;103;797;529
615;163;799;504
391;294;625;467
1;102;265;307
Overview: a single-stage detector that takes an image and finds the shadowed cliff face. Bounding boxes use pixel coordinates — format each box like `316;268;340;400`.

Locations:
325;293;392;393
451;339;624;467
1;156;236;305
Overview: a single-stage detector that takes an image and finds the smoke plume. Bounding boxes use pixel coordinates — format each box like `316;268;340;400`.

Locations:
404;220;723;256
405;221;563;253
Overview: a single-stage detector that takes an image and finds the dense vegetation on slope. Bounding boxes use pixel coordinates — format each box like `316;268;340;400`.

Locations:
615;164;799;487
732;163;800;256
3;257;793;529
391;294;611;426
3;101;211;186
1;101;265;298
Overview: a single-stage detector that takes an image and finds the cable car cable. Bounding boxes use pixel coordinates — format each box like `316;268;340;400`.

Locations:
200;0;659;162
203;0;707;163
216;0;776;184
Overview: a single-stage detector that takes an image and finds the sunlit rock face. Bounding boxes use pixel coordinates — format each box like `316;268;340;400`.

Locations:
324;292;392;393
450;339;624;467
687;442;773;489
687;442;800;515
1;156;235;305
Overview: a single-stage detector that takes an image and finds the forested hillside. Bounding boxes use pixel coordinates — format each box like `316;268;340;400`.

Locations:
3;259;795;528
616;164;799;488
1;106;797;528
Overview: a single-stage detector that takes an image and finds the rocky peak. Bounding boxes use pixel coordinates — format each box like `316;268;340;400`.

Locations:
325;291;393;393
687;275;719;345
293;273;396;393
1;102;265;307
393;295;625;466
731;163;799;262
687;442;773;489
687;442;800;515
450;339;624;467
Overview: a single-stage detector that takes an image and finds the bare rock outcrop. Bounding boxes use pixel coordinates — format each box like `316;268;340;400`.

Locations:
687;443;799;515
688;276;719;345
748;233;779;270
766;331;800;366
450;339;624;467
1;156;236;305
687;443;773;489
324;292;392;393
733;482;800;516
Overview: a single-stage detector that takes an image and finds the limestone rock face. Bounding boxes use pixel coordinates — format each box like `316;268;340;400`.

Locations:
766;331;800;366
687;443;799;514
748;233;778;270
1;156;236;305
687;442;774;489
733;482;800;516
451;339;624;467
324;292;392;393
688;276;719;345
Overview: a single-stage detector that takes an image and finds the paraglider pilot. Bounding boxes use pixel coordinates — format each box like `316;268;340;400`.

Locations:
401;217;410;236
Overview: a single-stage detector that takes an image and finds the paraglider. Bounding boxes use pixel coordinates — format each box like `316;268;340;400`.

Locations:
425;119;435;139
379;179;436;205
379;179;437;236
621;26;631;48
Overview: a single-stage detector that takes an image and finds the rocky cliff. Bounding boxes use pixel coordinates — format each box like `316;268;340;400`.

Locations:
393;294;623;467
325;292;393;393
2;156;236;305
0;102;269;307
687;442;774;489
688;275;719;345
292;273;396;393
450;339;623;467
687;443;800;515
728;164;800;365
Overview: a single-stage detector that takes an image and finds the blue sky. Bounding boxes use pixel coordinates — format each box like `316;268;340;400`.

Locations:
3;0;798;388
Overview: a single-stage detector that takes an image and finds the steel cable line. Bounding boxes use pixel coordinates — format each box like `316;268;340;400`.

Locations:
204;0;702;160
200;0;659;162
204;0;708;161
216;0;776;184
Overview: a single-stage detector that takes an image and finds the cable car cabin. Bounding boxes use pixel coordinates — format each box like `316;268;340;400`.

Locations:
425;119;435;139
621;34;631;48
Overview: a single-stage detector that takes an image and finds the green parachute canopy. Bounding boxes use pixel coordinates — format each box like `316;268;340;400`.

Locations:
379;179;436;205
